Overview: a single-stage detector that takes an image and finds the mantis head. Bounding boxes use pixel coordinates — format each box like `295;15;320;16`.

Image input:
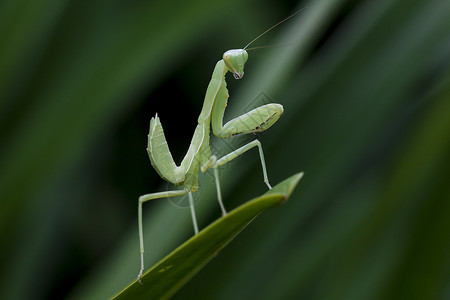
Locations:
223;49;248;79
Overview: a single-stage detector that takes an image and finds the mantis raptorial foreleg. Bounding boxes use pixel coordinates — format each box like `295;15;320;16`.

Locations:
212;104;283;138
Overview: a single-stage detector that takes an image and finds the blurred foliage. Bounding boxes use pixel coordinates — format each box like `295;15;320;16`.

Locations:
0;0;449;299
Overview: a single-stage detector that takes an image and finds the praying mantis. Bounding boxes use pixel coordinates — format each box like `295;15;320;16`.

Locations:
137;11;302;281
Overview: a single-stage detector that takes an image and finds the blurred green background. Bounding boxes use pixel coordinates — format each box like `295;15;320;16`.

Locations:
1;0;449;299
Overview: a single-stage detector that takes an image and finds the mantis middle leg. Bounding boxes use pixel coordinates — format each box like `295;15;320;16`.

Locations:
216;140;271;189
202;139;271;215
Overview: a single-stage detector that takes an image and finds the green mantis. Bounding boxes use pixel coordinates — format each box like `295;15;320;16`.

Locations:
137;11;303;281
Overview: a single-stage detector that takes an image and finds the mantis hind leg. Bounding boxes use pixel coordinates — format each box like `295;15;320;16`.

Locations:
137;189;192;282
188;192;199;234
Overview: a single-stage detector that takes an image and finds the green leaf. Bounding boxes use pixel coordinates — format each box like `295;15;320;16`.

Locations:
112;172;303;300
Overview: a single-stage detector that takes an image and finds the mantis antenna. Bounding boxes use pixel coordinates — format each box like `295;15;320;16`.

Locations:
243;8;306;50
245;42;297;51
